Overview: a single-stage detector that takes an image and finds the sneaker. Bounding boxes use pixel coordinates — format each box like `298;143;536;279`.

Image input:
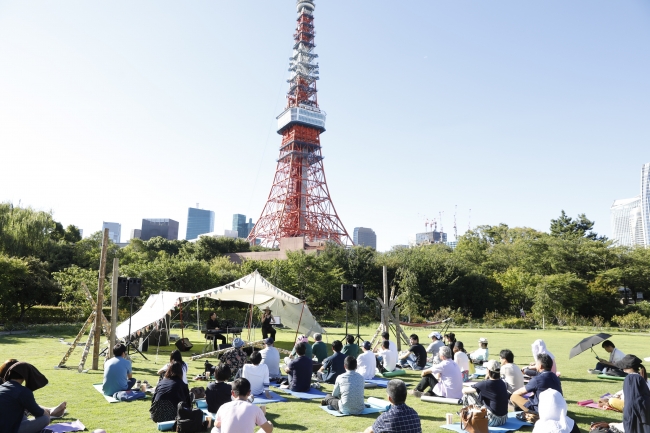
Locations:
409;390;423;398
588;369;602;375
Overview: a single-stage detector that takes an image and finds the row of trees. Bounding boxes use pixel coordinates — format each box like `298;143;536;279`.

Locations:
1;203;650;326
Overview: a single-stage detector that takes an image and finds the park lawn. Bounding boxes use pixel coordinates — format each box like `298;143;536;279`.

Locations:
1;325;649;433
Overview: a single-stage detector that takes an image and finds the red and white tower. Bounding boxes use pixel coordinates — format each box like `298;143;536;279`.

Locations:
248;0;352;248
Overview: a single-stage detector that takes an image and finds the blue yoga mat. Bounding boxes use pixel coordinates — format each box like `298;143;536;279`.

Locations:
440;412;532;433
270;385;327;399
365;377;411;388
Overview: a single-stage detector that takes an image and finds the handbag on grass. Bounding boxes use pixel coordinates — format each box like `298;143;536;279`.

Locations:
460;405;489;433
174;401;205;433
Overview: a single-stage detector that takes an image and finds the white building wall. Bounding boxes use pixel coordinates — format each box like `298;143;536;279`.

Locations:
642;163;650;247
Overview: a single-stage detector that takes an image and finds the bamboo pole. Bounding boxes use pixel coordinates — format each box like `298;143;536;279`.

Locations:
109;258;119;358
92;228;109;370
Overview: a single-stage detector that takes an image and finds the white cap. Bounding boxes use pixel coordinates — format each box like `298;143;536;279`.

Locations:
428;331;442;340
479;337;488;344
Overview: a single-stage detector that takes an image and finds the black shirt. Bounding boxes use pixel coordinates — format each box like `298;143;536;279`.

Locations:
206;381;232;414
207;319;219;330
152;377;190;407
472;379;509;416
0;381;45;433
409;344;427;368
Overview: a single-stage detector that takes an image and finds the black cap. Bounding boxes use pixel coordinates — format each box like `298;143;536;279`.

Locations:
616;354;642;370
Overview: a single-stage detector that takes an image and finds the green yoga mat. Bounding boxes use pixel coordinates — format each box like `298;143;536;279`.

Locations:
380;369;406;378
598;374;625;381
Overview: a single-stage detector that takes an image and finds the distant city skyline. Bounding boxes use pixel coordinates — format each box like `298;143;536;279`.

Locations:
1;2;648;250
353;227;376;249
611;162;650;247
186;207;215;240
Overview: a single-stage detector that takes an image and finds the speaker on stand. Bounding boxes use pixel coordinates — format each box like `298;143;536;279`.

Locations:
341;284;364;344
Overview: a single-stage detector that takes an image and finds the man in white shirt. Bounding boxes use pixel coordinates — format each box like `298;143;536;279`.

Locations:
357;341;377;380
376;341;397;373
499;349;524;395
241;351;271;398
589;340;625;375
374;332;398;373
426;332;445;364
260;338;281;380
215;378;273;433
468;337;489;365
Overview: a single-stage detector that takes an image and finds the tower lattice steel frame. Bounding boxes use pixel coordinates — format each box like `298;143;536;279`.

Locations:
248;0;352;248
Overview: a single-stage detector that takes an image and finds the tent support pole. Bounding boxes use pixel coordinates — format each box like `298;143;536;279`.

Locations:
294;301;306;343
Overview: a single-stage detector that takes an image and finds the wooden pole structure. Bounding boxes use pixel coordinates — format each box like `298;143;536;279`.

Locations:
382;266;388;333
92;228;109;370
109;258;119;358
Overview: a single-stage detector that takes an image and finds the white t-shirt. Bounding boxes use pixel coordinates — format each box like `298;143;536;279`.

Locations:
378;348;397;372
501;363;525;394
216;399;268;433
241;364;270;396
386;340;398;362
609;348;625;364
454;351;470;373
260;346;281;377
357;350;377;380
469;348;488;362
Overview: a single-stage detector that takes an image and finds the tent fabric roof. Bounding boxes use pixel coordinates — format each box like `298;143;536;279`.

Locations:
115;271;324;339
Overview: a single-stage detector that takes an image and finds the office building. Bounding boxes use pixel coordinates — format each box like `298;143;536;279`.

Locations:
224;229;239;239
102;222;121;244
131;229;141;240
414;231;448;245
232;214;255;238
141;219;179;241
186;207;215;240
611;162;650;247
353;227;377;249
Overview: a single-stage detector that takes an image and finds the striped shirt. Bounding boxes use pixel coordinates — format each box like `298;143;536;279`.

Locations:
372;403;422;433
332;370;365;415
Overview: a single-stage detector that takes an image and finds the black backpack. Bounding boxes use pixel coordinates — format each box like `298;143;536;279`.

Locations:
174;401;205;433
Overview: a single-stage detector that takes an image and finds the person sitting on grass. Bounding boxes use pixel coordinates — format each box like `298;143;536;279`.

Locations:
425;332;445;364
214;378;273;433
341;335;360;359
150;361;191;423
589;340;626;375
468;337;489;365
242;351;271;399
220;338;248;380
532;389;580;433
0;361;66;433
206;364;232;415
376;341;397;373
157;350;188;384
462;360;508;427
522;339;556;377
321;356;365;415
260;338;281;381
284;342;312;392
363;379;422;433
357;341;378;380
499;349;524;397
102;343;136;396
398;334;427;371
410;346;462;399
317;340;346;384
453;342;470;382
511;353;562;418
312;333;328;363
285;335;312;366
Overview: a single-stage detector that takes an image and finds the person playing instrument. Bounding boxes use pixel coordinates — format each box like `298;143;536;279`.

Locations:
207;312;227;350
260;307;276;340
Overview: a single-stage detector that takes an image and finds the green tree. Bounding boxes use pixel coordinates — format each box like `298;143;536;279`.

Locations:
550;210;603;241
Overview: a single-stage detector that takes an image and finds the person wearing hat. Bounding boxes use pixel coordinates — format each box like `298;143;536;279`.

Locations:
426;332;445;364
616;355;650;433
221;337;249;380
260;338;282;381
260;307;276;340
462;360;509;426
357;341;378;381
469;337;489;365
288;335;312;361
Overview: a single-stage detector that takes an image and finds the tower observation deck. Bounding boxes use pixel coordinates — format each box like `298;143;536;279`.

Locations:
247;0;353;248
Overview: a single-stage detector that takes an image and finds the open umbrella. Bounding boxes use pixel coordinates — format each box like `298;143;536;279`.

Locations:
569;333;612;359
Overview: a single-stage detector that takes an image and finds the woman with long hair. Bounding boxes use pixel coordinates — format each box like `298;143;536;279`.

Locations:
260;307;276;340
150;361;191;423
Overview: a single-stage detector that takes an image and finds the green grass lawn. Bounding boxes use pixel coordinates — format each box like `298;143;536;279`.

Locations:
2;324;649;432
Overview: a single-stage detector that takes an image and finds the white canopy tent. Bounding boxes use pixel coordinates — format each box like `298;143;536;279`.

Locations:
115;270;324;339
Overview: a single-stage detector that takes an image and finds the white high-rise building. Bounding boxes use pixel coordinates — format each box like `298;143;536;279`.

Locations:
611;162;650;247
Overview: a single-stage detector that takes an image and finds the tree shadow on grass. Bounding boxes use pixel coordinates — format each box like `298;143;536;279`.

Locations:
561;377;596;384
265;413;308;431
572;411;621;426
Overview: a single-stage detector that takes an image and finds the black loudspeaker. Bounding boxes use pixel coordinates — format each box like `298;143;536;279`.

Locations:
341;284;355;301
117;277;129;298
175;338;193;352
355;285;364;301
127;278;142;297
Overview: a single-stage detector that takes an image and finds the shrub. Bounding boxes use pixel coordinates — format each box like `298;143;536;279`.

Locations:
612;311;650;329
496;318;529;329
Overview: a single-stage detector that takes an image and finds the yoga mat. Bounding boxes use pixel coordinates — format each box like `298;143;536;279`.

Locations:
577;399;594;406
364;383;378;388
43;420;85;433
92;383;119;403
365;377;412;388
270;385;327;399
319;398;391;417
157;421;175;431
440;412;532;432
250;392;289;404
379;369;406;378
598;374;625;381
421;395;462;405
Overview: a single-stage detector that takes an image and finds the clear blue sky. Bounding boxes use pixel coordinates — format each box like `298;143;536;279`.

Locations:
1;1;649;251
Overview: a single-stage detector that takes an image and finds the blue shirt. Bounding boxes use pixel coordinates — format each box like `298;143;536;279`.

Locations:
321;351;346;384
372;403;422;433
103;356;132;396
287;355;312;392
0;381;45;433
524;370;562;411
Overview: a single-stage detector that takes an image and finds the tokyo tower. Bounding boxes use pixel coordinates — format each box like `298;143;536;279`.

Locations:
248;0;352;248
